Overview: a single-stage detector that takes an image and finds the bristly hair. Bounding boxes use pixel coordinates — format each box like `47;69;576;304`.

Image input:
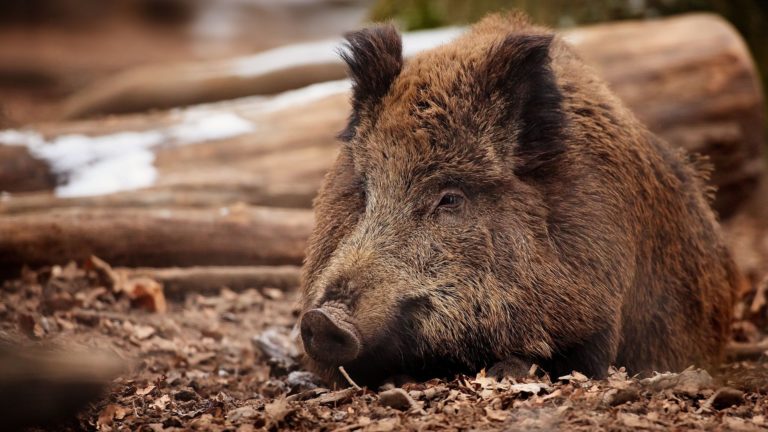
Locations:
481;33;566;180
337;24;404;142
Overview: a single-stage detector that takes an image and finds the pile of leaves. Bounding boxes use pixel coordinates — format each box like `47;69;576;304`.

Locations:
0;260;766;431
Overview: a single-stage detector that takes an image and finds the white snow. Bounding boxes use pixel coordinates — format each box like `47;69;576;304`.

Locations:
255;79;351;113
0;111;254;197
232;26;465;78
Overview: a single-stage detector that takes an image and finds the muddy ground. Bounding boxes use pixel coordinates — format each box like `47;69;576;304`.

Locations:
0;260;766;431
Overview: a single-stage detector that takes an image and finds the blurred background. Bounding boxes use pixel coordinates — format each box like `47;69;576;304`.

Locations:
0;0;766;126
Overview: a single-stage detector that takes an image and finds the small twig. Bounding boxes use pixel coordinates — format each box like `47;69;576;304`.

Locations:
338;366;361;390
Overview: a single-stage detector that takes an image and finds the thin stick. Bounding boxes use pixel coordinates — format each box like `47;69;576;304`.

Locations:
338;366;361;390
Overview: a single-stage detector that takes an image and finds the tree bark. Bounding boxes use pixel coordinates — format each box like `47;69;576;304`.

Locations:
120;265;302;298
0;206;313;272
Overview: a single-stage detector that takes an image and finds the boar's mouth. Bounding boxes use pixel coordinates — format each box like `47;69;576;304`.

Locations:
301;297;489;387
337;340;478;388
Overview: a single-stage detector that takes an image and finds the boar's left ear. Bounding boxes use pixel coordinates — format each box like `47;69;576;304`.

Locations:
338;24;404;141
483;34;566;178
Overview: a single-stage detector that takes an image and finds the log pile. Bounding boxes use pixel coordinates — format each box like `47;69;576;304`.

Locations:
0;14;765;292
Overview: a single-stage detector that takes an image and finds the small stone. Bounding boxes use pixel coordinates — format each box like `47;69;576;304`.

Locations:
710;387;745;410
606;387;640;406
286;371;321;393
379;388;416;411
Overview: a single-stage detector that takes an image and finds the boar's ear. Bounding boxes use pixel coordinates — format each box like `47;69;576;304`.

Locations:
483;34;566;178
338;24;403;141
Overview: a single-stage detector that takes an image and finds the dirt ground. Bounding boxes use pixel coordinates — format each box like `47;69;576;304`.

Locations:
0;260;765;432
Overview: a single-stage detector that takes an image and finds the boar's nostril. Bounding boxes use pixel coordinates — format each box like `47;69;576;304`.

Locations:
300;308;361;365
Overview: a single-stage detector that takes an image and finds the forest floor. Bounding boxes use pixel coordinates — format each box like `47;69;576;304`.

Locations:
1;260;767;432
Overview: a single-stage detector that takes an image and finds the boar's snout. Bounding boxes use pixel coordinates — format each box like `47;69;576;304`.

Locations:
300;306;361;365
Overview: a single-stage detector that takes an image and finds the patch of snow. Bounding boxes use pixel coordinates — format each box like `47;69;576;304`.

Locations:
401;27;466;57
232;39;340;78
561;30;586;46
0;111;254;197
256;79;351;113
232;27;466;78
169;111;255;143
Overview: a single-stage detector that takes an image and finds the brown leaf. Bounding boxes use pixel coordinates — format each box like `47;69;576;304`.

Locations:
18;313;44;339
136;384;156;396
750;276;768;314
86;256;119;290
484;406;509;422
618;412;655;429
97;404;119;430
309;388;357;405
365;417;399;432
121;277;167;313
265;397;294;424
226;405;259;423
152;394;171;410
131;324;156;340
558;371;589;383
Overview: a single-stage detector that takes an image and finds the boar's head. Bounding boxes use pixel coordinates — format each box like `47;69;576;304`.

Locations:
299;19;599;386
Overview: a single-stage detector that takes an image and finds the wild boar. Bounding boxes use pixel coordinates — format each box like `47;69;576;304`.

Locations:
299;12;738;386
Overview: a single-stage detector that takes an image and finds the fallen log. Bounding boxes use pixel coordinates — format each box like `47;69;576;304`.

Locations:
565;14;765;216
57;27;463;119
1;14;763;217
0;206;313;272
725;339;768;362
120;265;302;298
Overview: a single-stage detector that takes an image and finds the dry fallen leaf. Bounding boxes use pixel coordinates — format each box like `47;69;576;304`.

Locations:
484;406;509;421
97;404;119;430
265;397;294;425
85;256;119;290
366;417;399;432
750;276;768;314
226;405;258;423
559;371;589;383
136;385;156;396
152;394;171;410
131;324;156;340
121;277;167;313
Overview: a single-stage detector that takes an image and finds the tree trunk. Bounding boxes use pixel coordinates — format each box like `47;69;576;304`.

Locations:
0;206;313;272
120;265;302;298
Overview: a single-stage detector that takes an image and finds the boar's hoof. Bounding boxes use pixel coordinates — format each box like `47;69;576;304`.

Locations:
301;308;360;364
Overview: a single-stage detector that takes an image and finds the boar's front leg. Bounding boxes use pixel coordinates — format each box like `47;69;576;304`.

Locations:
542;324;619;379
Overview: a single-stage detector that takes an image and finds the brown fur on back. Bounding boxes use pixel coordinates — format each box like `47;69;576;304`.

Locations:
300;12;738;385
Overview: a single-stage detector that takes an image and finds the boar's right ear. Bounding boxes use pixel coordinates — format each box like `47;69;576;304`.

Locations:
338;24;403;141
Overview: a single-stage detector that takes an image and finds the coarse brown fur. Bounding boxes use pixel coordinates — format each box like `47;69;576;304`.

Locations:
300;12;739;387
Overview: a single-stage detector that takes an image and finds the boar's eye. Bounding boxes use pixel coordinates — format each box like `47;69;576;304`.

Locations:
434;189;465;213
